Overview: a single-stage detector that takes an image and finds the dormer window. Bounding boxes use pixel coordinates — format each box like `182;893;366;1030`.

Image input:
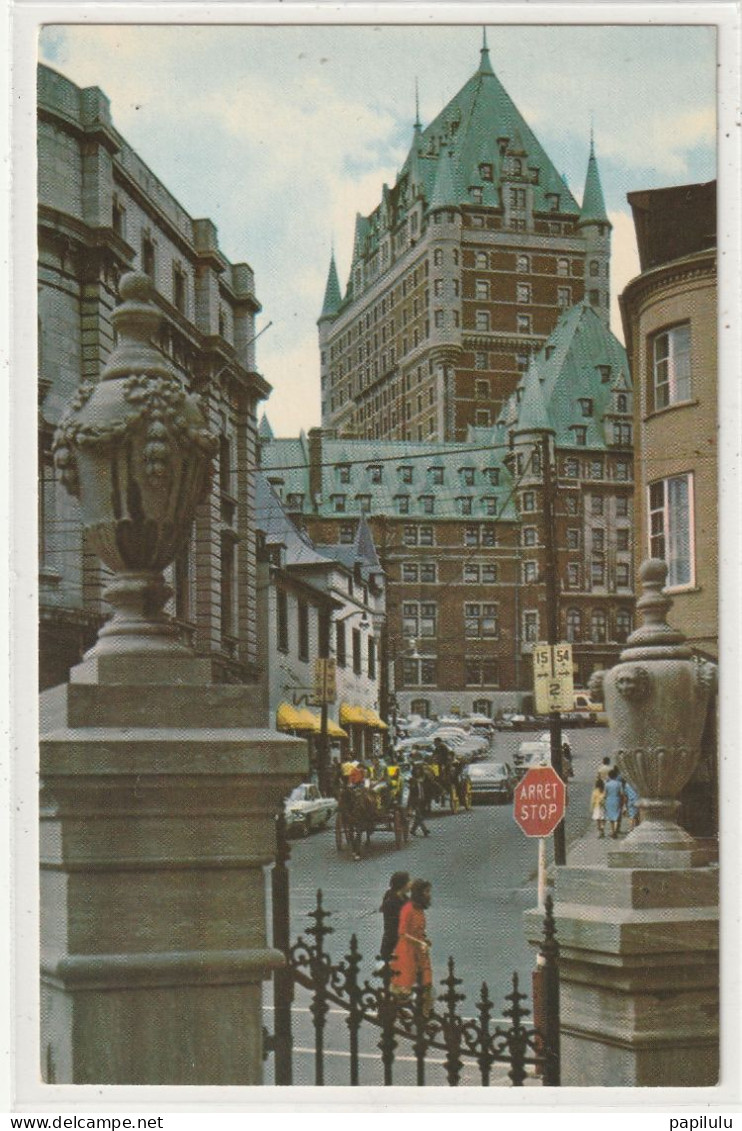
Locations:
337;464;351;484
357;494;371;513
546;193;561;212
617;393;628;414
571;426;587;446
517;255;530;273
458;496;473;516
545;345;556;359
470;187;483;204
461;467;475;486
430;466;444;486
368;465;382;484
331;494;347;513
479;163;493;181
399;465;413;484
420;495;435;515
597;365;612;383
484;468;500;487
579;398;593;417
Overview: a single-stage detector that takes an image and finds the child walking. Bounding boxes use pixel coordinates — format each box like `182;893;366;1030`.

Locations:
590;776;606;838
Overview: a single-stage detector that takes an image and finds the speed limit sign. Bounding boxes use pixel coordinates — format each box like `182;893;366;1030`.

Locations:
533;643;574;714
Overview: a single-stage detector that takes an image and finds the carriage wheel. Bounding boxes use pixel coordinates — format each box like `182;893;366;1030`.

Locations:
394;808;405;849
335;812;346;851
462;779;473;811
450;786;460;815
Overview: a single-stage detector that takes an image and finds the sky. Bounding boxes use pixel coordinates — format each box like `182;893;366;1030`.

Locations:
38;21;717;437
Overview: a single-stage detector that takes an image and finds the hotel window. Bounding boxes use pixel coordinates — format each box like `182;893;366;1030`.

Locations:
589;290;600;307
616;496;629;518
566;608;581;641
396;495;410;515
475;280;490;300
564;457;579;478
220;531;236;640
510;188;526;209
517;313;531;334
572;426;587;446
592;528;605;552
464;525;479;547
463;563;480;583
335;622;347;666
567;528;580;550
428;466;444;486
523;561;538;584
356;495;371;513
434;248;443;266
616;528;630;552
112;197;126;238
403;601;437;638
368;464;382;484
523;611;539;643
420;495;435;515
482;563;498;583
616;609;632;642
613;423;632;446
465;659;499;687
475;351;488;371
652;324;691;409
566;564;580;591
484;468;499;487
591;496;604;516
591;559;605;586
590;459;603;480
458;496;473;516
402;562;418;583
339;524;355;544
475;252;488;269
558;287;571;308
648;474;695;588
461;467;476;486
476;379;490;398
297;600;310;662
480;163;493;181
352;628;362;675
420;563;437;583
557;258;569;277
589;259;600;277
476;310;490;332
565;495;578;515
517;255;530;273
522;491;535;512
481;525;496;546
616;563;631;587
517;282;531;304
276;589;289;653
434;278;443;297
141;234;156;279
434;310;444;328
483;494;497;513
337;464;351;484
617;393;628;413
516;352;529;370
464;603;499;638
470;187;483;203
399;465;413;485
419;525;434;546
332;495;346;513
591;610;607;643
523;527;538;547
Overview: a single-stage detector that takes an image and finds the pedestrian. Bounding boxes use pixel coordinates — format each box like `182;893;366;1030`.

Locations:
379;871;411;968
590;776;606;838
392;878;433;1015
408;764;430;837
561;740;574;780
623;778;640;830
603;767;624;838
598;756;612;782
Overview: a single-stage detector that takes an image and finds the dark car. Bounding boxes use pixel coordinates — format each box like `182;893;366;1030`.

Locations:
463;760;518;804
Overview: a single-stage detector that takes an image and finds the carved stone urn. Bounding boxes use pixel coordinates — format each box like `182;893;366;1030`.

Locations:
590;559;717;868
52;271;218;655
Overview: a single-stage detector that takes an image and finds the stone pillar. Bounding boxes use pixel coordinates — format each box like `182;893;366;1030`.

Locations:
525;561;718;1086
41;272;307;1083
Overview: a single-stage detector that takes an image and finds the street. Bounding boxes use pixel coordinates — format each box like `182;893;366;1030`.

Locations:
263;726;614;1086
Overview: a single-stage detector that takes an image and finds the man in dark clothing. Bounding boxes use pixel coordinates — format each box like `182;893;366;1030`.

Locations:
408;764;431;836
379;871;411;964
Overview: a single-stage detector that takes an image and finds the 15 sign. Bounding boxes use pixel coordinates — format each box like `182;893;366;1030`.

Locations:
533;642;574;714
313;658;337;704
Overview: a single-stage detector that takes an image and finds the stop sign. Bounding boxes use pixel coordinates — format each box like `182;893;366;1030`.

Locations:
513;765;566;837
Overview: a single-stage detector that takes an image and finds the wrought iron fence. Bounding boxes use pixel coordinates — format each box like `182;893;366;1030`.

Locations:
266;872;560;1087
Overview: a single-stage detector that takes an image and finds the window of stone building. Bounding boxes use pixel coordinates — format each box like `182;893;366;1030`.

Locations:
477;410;492;428
567;528;580;550
297;600;310;662
473;699;492;717
566;608;581;640
616;528;630;552
337;464;351;484
517;255;530;273
617;394;628;414
420;495;435;515
648;474;695;588
453;249;460;265
578;398;593;418
475;310;490;332
565;495;578;515
453;311;460;328
613;423;632;446
352;628;362;675
589;290;600;307
417;563;435;585
458;497;473;516
357;495;371;513
616;563;631;588
517;313;531;334
558;287;571;308
434;278;443;297
367;636;376;680
141;234;156;279
523;527;538;547
510;188;526;209
616;496;629;518
461;467;476;486
419;524;434;545
481;525;496;546
464;525;479;547
339;524;354;544
368;464;382;484
484;468;500;487
466;659;499;686
480;163;493;181
516;352;529;370
563;458;579;478
332;495;346;513
591;496;604;516
522;491;535;512
572;426;587;446
523;610;539;643
589;260;600;277
566;564;580;590
172;264;187;314
475;352;488;371
517;282;531;304
470;215;484;228
220;530;237;642
470;187;483;203
591;559;605;586
475;252;489;269
429;466;444;485
399;465;413;484
556;258;569;278
434;310;444;328
592;528;605;552
463;563;480;583
476;280;490;300
652;324;692;409
112;197;126;239
402;562;418;583
590;459;604;480
276;589;289;653
482;563;498;583
523;561;538;584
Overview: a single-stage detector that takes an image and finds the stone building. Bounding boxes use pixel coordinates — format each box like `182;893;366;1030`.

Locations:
38;63;269;688
255;471;386;764
620;180;718;840
318;38;611;444
620;181;717;657
263;301;634;718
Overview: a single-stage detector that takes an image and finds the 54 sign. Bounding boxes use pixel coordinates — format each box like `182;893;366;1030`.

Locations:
533;642;574;714
313;658;337;704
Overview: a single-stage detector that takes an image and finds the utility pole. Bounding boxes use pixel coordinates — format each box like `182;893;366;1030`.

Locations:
541;431;567;866
317;608;331;796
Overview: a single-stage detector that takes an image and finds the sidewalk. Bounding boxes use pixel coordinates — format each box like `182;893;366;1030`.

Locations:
564;825;632;867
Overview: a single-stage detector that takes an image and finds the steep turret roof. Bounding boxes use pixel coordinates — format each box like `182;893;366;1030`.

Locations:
429;146;462;211
578;137;610;227
258;414;274;441
515;356;552;434
319;252;342;320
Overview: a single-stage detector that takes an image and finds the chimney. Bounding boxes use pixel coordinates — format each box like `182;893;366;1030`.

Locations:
308;427;324;505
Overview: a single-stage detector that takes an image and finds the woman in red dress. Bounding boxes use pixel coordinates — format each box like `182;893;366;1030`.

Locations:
391;879;433;1015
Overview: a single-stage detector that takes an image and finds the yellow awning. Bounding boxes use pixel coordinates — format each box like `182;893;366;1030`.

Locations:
295;708;322;733
340;703;368;726
276;702;305;730
326;718;348;739
364;709;389;731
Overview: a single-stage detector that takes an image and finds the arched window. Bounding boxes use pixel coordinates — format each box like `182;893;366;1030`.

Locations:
410;698;431;719
566;608;581;642
616;610;632;643
589;259;600;277
591;609;607;643
557;257;569;277
472;699;492;718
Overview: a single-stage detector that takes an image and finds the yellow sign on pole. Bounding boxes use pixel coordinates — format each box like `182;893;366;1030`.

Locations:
533;642;574;714
313;658;337;704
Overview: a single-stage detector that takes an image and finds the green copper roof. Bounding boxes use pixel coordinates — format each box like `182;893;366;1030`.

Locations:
579;139;610;227
526;302;629;449
515;356;553;434
429;146;462;211
319;252;342;320
258;414;274;441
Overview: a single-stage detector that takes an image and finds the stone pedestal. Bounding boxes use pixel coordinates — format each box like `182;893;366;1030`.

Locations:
40;652;307;1084
525;862;719;1086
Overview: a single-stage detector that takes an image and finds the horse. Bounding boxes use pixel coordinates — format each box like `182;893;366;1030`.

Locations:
336;781;380;860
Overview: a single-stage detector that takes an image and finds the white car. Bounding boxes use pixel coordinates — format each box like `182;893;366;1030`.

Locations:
516;731;551;773
284;783;338;837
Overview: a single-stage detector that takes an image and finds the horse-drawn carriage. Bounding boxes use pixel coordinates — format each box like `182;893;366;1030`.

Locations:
334;763;409;861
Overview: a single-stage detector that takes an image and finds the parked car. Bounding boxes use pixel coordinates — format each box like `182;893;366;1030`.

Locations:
515;731;551;774
572;692;608;726
283;783;338;837
463;761;518;804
